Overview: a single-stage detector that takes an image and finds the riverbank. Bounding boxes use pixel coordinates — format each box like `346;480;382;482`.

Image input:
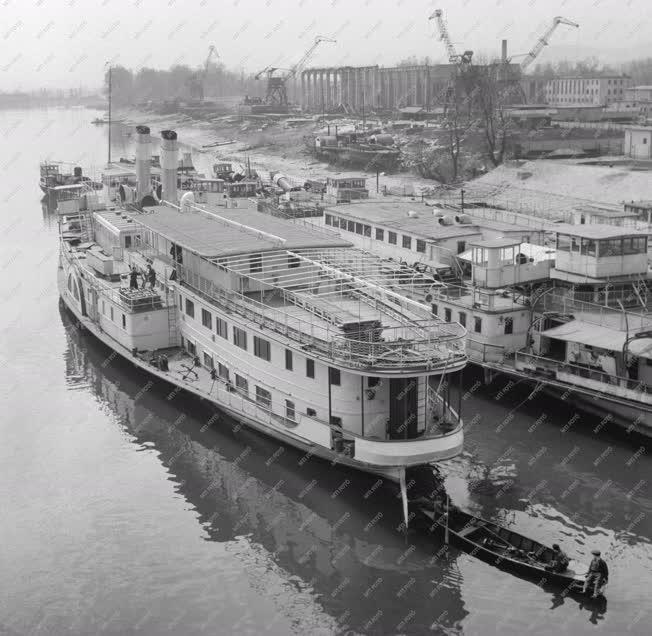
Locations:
116;106;447;197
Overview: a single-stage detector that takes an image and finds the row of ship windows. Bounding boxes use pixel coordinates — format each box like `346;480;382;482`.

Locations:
431;304;514;335
181;294;342;384
184;338;354;429
324;214;427;253
186;339;301;421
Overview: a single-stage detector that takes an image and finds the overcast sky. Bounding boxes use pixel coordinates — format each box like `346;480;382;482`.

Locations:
0;0;649;90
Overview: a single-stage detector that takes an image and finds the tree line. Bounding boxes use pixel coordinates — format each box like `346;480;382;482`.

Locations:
104;63;261;106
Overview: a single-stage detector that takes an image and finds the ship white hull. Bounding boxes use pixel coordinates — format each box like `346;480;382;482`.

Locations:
57;267;451;483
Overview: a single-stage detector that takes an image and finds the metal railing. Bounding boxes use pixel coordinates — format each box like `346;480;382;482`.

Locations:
515;351;650;396
466;339;508;364
61;246;174;313
177;266;466;372
537;293;652;330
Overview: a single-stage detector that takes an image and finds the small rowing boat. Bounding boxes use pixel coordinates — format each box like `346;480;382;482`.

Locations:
412;498;607;598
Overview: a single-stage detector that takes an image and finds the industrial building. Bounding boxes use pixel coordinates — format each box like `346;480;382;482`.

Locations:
544;75;632;106
300;62;521;112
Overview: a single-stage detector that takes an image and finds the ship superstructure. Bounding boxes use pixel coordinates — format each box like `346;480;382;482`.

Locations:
314;197;652;434
57;128;468;512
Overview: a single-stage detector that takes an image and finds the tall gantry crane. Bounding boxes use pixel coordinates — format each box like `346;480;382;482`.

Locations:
518;16;579;72
256;36;336;109
188;45;219;101
429;9;473;66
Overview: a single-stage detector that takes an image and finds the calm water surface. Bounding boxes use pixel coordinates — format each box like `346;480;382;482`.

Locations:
0;108;650;635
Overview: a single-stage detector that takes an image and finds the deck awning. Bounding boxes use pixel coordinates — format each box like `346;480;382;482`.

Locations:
541;321;626;351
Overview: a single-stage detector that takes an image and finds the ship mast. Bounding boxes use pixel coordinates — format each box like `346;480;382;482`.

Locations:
107;65;112;167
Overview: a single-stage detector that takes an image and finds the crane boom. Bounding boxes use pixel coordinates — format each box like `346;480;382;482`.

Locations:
203;45;218;77
520;16;579;71
429;9;459;63
289;36;336;78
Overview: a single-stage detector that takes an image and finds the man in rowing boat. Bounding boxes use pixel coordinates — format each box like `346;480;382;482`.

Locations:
546;543;570;573
583;549;609;598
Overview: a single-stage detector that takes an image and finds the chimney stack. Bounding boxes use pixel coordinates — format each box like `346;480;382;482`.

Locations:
135;125;151;201
501;39;508;63
160;130;178;204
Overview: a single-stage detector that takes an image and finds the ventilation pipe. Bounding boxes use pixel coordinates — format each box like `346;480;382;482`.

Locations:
179;191;195;213
161;130;178;204
135;125;151;201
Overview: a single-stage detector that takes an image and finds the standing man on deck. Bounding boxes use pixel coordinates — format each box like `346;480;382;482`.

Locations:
146;262;156;290
129;265;139;290
583;549;609;598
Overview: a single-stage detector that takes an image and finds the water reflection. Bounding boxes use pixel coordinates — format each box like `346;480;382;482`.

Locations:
61;306;469;634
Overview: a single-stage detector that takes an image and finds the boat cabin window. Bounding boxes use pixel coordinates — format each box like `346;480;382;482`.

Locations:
253;336;271;362
216;317;228;339
235;374;248;395
255;386;272;409
556;234;571;252
233;327;248;350
376;228;384;241
581;238;596;256
307;408;317;417
185;299;195;318
285;400;296;421
203;353;214;369
121;314;126;329
459;312;467;327
474;317;482;333
329;368;341;385
444;308;452;322
218;363;229;381
201;309;212;329
504;317;513;334
368;377;380;388
285;349;293;370
416;239;426;253
431;304;438;316
402;235;412;249
388;232;397;245
306;358;315;379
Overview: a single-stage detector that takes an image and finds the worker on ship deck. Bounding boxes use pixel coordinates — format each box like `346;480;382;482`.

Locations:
129;265;139;290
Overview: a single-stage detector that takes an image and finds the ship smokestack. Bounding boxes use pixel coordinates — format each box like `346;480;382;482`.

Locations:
160;129;178;204
135;125;151;201
501;39;507;63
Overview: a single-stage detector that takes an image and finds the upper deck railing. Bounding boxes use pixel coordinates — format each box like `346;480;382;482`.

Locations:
61;245;173;313
177;263;467;372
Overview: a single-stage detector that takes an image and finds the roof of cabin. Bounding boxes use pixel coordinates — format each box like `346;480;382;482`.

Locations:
552;223;646;239
137;204;350;257
324;201;545;241
468;237;523;249
324;201;481;240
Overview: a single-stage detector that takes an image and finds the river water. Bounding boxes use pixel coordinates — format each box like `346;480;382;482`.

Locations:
0;108;650;636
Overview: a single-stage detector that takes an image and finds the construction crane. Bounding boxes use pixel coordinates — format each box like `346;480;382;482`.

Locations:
188;45;219;101
518;16;579;72
256;36;336;110
429;9;473;66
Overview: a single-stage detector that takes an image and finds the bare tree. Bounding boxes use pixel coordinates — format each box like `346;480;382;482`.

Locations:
474;63;513;167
